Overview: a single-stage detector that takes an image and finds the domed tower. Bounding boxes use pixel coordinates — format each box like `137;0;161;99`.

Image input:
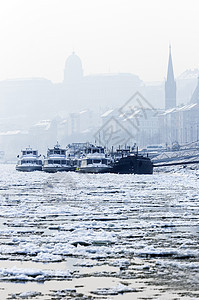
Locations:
64;52;83;84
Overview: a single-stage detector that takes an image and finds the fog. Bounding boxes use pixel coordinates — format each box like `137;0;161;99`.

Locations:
0;0;199;160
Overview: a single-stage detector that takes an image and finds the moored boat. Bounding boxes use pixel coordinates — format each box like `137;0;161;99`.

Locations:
111;148;153;174
43;142;75;173
16;147;42;172
77;145;113;173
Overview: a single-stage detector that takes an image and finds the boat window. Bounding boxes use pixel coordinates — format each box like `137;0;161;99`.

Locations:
73;160;77;166
27;151;32;155
61;160;66;164
61;150;65;155
48;160;53;164
33;151;37;155
21;160;36;164
38;160;42;165
54;160;61;164
102;159;107;164
54;150;60;155
87;159;92;165
22;151;26;155
93;149;100;153
49;150;54;155
93;159;101;164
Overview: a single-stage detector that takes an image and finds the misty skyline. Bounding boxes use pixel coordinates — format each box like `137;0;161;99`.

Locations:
0;0;199;83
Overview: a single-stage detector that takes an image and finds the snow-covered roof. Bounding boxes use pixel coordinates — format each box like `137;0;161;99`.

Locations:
0;130;27;136
33;120;51;130
162;103;198;115
177;69;199;80
101;109;114;118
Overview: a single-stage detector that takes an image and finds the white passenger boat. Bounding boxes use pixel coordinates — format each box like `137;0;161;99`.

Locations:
43;143;75;173
77;145;112;173
16;147;42;172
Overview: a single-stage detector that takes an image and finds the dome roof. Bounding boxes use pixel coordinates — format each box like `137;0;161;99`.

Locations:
65;52;82;70
64;52;83;83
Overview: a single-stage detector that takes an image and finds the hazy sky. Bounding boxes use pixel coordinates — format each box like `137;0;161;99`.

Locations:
0;0;198;83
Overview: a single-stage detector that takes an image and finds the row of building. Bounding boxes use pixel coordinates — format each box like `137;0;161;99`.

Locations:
98;46;199;149
161;45;199;145
0;47;199;160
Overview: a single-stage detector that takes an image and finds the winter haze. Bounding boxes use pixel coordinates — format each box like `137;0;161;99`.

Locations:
0;0;199;159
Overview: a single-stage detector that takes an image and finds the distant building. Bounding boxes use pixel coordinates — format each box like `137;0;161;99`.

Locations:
100;104;163;148
165;46;176;110
190;76;199;104
64;52;83;84
1;49;199;158
162;75;199;145
61;52;144;113
176;68;199;105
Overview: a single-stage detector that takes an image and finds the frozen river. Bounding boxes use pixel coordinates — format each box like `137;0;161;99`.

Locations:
0;164;198;299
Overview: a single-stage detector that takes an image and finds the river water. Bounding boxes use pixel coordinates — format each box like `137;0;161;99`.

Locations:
0;164;198;299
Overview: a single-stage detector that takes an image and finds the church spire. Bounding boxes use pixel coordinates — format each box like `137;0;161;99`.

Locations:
165;45;176;109
166;45;175;82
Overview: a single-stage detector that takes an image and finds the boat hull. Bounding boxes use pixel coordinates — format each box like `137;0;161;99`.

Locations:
42;166;76;173
16;165;42;172
77;166;112;173
111;155;153;174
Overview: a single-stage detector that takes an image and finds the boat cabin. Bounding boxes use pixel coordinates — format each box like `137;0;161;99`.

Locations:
44;159;72;166
21;148;38;157
19;159;42;165
47;149;66;156
47;143;66;157
84;145;105;155
81;158;110;167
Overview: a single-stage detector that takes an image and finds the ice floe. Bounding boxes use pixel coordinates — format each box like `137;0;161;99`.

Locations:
0;164;199;299
0;266;71;281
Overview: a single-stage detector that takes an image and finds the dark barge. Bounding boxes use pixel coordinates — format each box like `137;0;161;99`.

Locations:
110;149;153;174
